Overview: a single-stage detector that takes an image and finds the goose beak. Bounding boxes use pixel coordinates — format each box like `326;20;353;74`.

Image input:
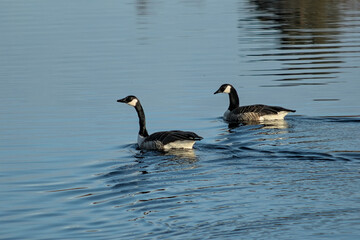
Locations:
214;88;222;94
117;98;126;103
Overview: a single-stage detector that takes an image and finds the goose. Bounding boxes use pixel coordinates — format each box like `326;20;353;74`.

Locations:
117;95;203;150
214;84;296;122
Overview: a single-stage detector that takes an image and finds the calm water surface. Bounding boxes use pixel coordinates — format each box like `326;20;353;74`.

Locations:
1;0;360;239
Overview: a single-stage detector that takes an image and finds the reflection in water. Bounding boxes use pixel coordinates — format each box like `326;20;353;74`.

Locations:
252;0;341;45
228;119;289;130
135;0;151;44
135;148;199;163
134;149;199;172
216;119;292;147
136;0;149;16
247;0;360;87
162;149;198;162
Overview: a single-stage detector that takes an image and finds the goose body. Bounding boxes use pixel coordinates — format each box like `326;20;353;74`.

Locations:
117;95;202;150
214;84;295;122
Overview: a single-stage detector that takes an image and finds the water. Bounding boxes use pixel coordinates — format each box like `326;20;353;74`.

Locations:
1;0;360;239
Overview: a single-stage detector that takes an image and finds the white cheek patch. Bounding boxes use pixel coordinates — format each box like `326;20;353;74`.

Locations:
224;85;231;93
127;98;138;107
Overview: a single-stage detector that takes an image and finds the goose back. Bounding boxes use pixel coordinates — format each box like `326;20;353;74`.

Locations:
226;105;296;122
140;130;203;150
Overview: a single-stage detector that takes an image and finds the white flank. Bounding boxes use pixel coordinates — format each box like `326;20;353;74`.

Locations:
223;85;231;93
163;140;196;150
127;98;138;107
137;134;145;146
260;111;289;121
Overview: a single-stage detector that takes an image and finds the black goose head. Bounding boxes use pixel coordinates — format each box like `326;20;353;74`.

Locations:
214;84;239;110
117;95;148;137
214;84;233;94
117;95;139;107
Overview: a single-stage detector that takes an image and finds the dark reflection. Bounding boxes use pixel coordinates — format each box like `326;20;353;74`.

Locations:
250;0;341;45
135;0;152;44
246;0;354;86
228;119;289;130
136;0;149;16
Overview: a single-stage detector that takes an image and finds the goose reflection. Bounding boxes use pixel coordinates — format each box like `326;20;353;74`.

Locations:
216;119;291;146
158;149;198;163
133;148;199;169
228;119;289;130
228;119;291;144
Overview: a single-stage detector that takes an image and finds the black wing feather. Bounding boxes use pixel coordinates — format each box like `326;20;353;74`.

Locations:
232;104;295;116
145;131;203;145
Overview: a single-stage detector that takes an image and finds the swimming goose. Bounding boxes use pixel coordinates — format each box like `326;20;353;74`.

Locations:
117;95;203;150
214;84;296;122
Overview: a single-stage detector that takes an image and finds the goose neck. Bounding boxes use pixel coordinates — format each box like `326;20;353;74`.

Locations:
134;102;149;137
228;88;240;111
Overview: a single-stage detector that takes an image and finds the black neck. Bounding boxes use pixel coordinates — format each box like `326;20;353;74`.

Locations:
134;101;149;137
228;88;240;111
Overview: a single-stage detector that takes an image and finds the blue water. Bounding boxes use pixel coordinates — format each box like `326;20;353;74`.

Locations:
1;1;360;239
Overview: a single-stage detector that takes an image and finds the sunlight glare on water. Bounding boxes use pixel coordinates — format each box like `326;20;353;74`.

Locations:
1;0;360;239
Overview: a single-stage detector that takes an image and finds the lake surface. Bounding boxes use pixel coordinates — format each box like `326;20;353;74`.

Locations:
1;0;360;239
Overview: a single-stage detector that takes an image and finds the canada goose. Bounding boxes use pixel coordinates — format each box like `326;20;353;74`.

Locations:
214;84;296;122
117;95;203;150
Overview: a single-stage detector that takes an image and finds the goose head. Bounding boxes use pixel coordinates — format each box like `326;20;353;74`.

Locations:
117;95;139;107
214;84;233;94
